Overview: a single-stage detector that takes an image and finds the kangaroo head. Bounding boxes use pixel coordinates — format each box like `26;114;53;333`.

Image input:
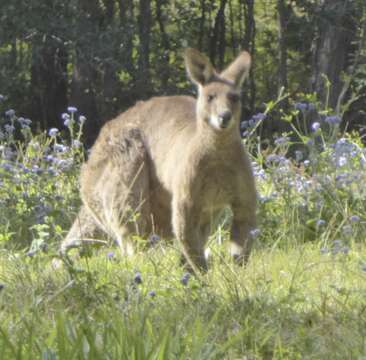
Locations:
184;48;251;131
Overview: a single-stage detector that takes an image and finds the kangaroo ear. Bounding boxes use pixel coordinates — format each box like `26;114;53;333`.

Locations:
220;51;251;88
184;48;215;86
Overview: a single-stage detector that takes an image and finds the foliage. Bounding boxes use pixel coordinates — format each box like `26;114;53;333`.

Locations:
0;103;84;249
0;0;365;140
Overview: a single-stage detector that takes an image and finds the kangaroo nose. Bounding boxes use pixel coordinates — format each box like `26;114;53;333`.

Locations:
219;111;232;128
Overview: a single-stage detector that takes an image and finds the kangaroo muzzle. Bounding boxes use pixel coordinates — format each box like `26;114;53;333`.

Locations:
218;110;232;129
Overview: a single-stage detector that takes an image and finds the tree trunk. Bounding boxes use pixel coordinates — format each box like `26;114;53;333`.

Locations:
155;0;171;90
228;0;236;57
312;0;356;109
241;0;256;112
70;57;100;146
101;0;120;119
242;0;255;51
209;0;227;67
30;35;68;130
217;2;227;69
70;0;103;146
277;0;290;91
104;0;115;20
198;0;206;50
137;0;152;96
119;0;135;77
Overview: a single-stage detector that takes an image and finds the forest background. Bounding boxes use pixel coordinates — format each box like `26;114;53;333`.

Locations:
1;0;365;146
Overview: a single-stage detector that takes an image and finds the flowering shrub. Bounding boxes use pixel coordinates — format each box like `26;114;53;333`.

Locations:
0;101;85;251
0;92;365;257
243;92;366;251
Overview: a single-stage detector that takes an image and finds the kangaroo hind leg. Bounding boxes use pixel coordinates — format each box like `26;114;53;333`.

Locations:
92;127;151;255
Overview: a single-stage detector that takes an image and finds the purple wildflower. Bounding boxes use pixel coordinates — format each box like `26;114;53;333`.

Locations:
274;136;290;146
252;113;266;122
311;122;320;131
316;219;326;227
5;109;15;117
325;115;341;125
266;154;284;164
337;156;347;167
350;215;360;222
307;103;316;111
181;272;190;286
250;228;261;238
295;102;308;111
79;115;86;124
134;272;142;285
240;121;249;130
67;106;78;113
64;118;70;127
148;234;160;246
48;128;59;137
18;117;32;127
148;290;156;298
4;124;15;134
72;140;82;148
53;144;68;152
45;155;55;162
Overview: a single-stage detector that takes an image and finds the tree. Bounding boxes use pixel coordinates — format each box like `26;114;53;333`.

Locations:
30;35;68;130
69;0;103;145
155;0;171;90
209;0;227;68
240;0;256;112
137;0;152;96
311;0;358;109
277;0;291;92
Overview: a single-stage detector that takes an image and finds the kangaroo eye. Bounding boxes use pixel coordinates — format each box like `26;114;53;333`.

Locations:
228;93;240;103
207;94;215;102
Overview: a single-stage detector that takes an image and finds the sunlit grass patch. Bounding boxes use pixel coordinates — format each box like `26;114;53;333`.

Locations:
0;242;366;359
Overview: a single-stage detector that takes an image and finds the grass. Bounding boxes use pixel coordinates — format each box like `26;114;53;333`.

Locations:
2;99;366;358
1;239;366;359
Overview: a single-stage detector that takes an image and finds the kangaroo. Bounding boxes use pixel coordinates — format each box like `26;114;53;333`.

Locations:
61;48;257;272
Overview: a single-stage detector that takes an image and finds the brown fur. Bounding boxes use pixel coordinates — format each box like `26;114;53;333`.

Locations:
61;48;257;271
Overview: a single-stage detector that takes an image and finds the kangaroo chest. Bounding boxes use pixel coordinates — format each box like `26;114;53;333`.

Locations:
199;162;237;212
